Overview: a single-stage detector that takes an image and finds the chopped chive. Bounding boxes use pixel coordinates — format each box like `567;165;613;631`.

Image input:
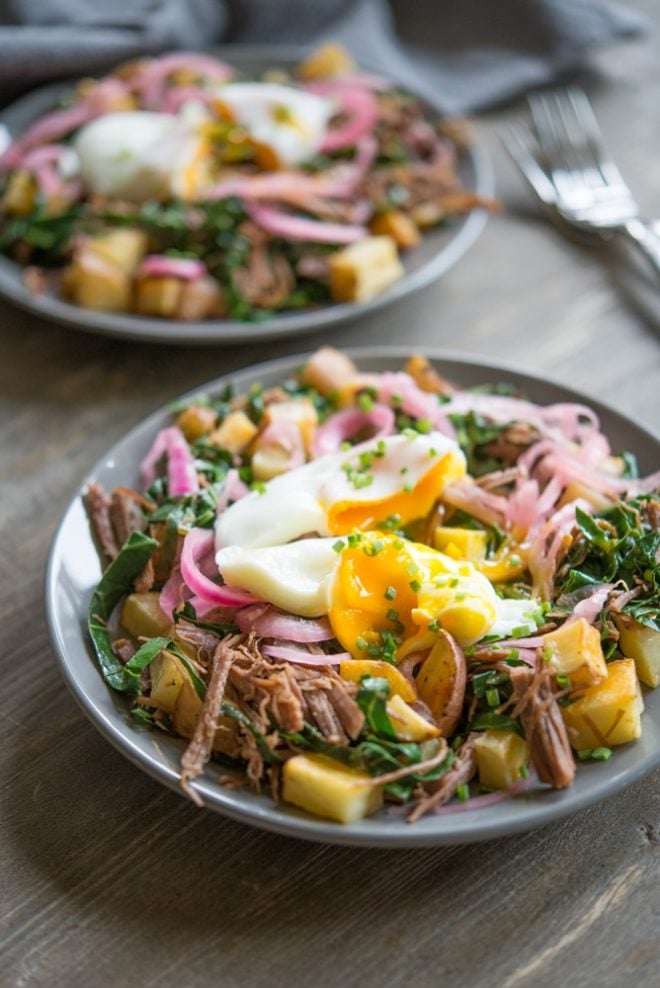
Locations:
386;608;399;622
400;466;409;475
519;764;529;780
512;625;531;639
340;440;351;451
402;427;417;439
555;673;571;689
367;644;382;657
372;539;384;555
403;482;414;493
455;592;466;602
356;636;368;651
449;577;459;588
332;539;345;553
416;418;431;434
428;619;440;632
456;783;470;802
485;688;500;707
591;747;612;761
429;447;438;457
409;579;422;592
509;555;521;567
393;539;404;550
251;481;267;495
358;393;374;412
405;561;418;577
577;749;593;761
384;585;397;600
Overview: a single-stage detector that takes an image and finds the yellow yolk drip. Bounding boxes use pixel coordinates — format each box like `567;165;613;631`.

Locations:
329;533;501;660
329;535;418;660
326;452;465;535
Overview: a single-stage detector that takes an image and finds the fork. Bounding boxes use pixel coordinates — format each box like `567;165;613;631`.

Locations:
502;88;660;277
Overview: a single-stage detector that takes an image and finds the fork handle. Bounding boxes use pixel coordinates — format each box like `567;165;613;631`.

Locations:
622;218;660;278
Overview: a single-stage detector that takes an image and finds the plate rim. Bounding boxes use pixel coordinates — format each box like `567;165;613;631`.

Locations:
0;45;493;345
45;345;660;847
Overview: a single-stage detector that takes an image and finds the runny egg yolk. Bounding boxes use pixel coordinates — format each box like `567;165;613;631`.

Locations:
324;448;465;535
328;532;500;660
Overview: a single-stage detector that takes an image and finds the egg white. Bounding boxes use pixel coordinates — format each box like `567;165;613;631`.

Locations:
213;82;334;167
215;431;465;551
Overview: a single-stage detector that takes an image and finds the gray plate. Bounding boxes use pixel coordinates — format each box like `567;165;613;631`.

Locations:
45;347;660;847
0;46;493;345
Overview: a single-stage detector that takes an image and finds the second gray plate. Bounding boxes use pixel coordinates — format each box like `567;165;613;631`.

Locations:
0;46;493;345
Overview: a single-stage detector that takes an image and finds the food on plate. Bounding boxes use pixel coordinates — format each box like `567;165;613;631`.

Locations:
83;348;660;824
0;45;494;323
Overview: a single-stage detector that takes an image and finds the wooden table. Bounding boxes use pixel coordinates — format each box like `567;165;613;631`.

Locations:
2;12;659;988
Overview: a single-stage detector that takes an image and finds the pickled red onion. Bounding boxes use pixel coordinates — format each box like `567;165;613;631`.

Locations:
257;419;305;472
181;529;258;607
245;200;366;243
261;644;348;666
138;255;206;281
140;426;198;495
312;404;395;457
136;52;233;110
318;87;378;152
236;604;334;642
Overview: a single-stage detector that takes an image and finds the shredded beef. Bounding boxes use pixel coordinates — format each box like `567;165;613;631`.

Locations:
84;483;120;563
509;665;575;789
408;734;478;823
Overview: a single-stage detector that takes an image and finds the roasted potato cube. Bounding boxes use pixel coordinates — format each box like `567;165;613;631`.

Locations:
616;617;660;688
282;753;382;823
262;397;318;453
561;659;644;750
415;631;466;736
369;210;421;249
543;618;608;689
3;169;36;215
474;730;529;790
176;404;217;442
328;236;404;303
251;444;292;481
64;252;132;311
120;592;171;639
296;42;356;80
149;650;185;713
170;669;239;757
386;694;439;742
339;659;416;702
86;229;148;275
434;526;488;561
300;346;358;396
135;276;183;317
176;276;227;321
210;410;259;455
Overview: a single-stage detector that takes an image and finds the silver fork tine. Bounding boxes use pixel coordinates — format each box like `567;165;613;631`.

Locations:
528;93;578;197
566;87;628;190
552;90;603;191
500;122;558;205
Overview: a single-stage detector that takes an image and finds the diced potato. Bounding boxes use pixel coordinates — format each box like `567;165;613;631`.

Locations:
300;346;358;396
410;202;445;229
251;444;292;481
543;618;608;689
386;694;439;742
558;481;612;512
434;526;488;562
616;617;660;688
63;252;132;311
282;753;382;824
561;659;644;750
150;650;185;713
86;229;148;275
120;592;171;639
296;42;356;80
404;354;448;395
339;659;416;702
176;404;217;442
170;670;239;757
328;236;404;303
262;398;318;453
370;210;421;249
3;170;36;215
415;631;466;736
209;410;258;455
176;276;227;321
135;276;183;317
474;730;530;790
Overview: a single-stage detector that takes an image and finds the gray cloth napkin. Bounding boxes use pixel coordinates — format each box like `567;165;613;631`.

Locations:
0;0;645;112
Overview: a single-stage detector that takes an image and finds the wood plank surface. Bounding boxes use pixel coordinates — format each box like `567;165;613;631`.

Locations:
1;5;658;986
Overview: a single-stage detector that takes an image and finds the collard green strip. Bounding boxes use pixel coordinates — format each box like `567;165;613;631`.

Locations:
88;530;159;692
